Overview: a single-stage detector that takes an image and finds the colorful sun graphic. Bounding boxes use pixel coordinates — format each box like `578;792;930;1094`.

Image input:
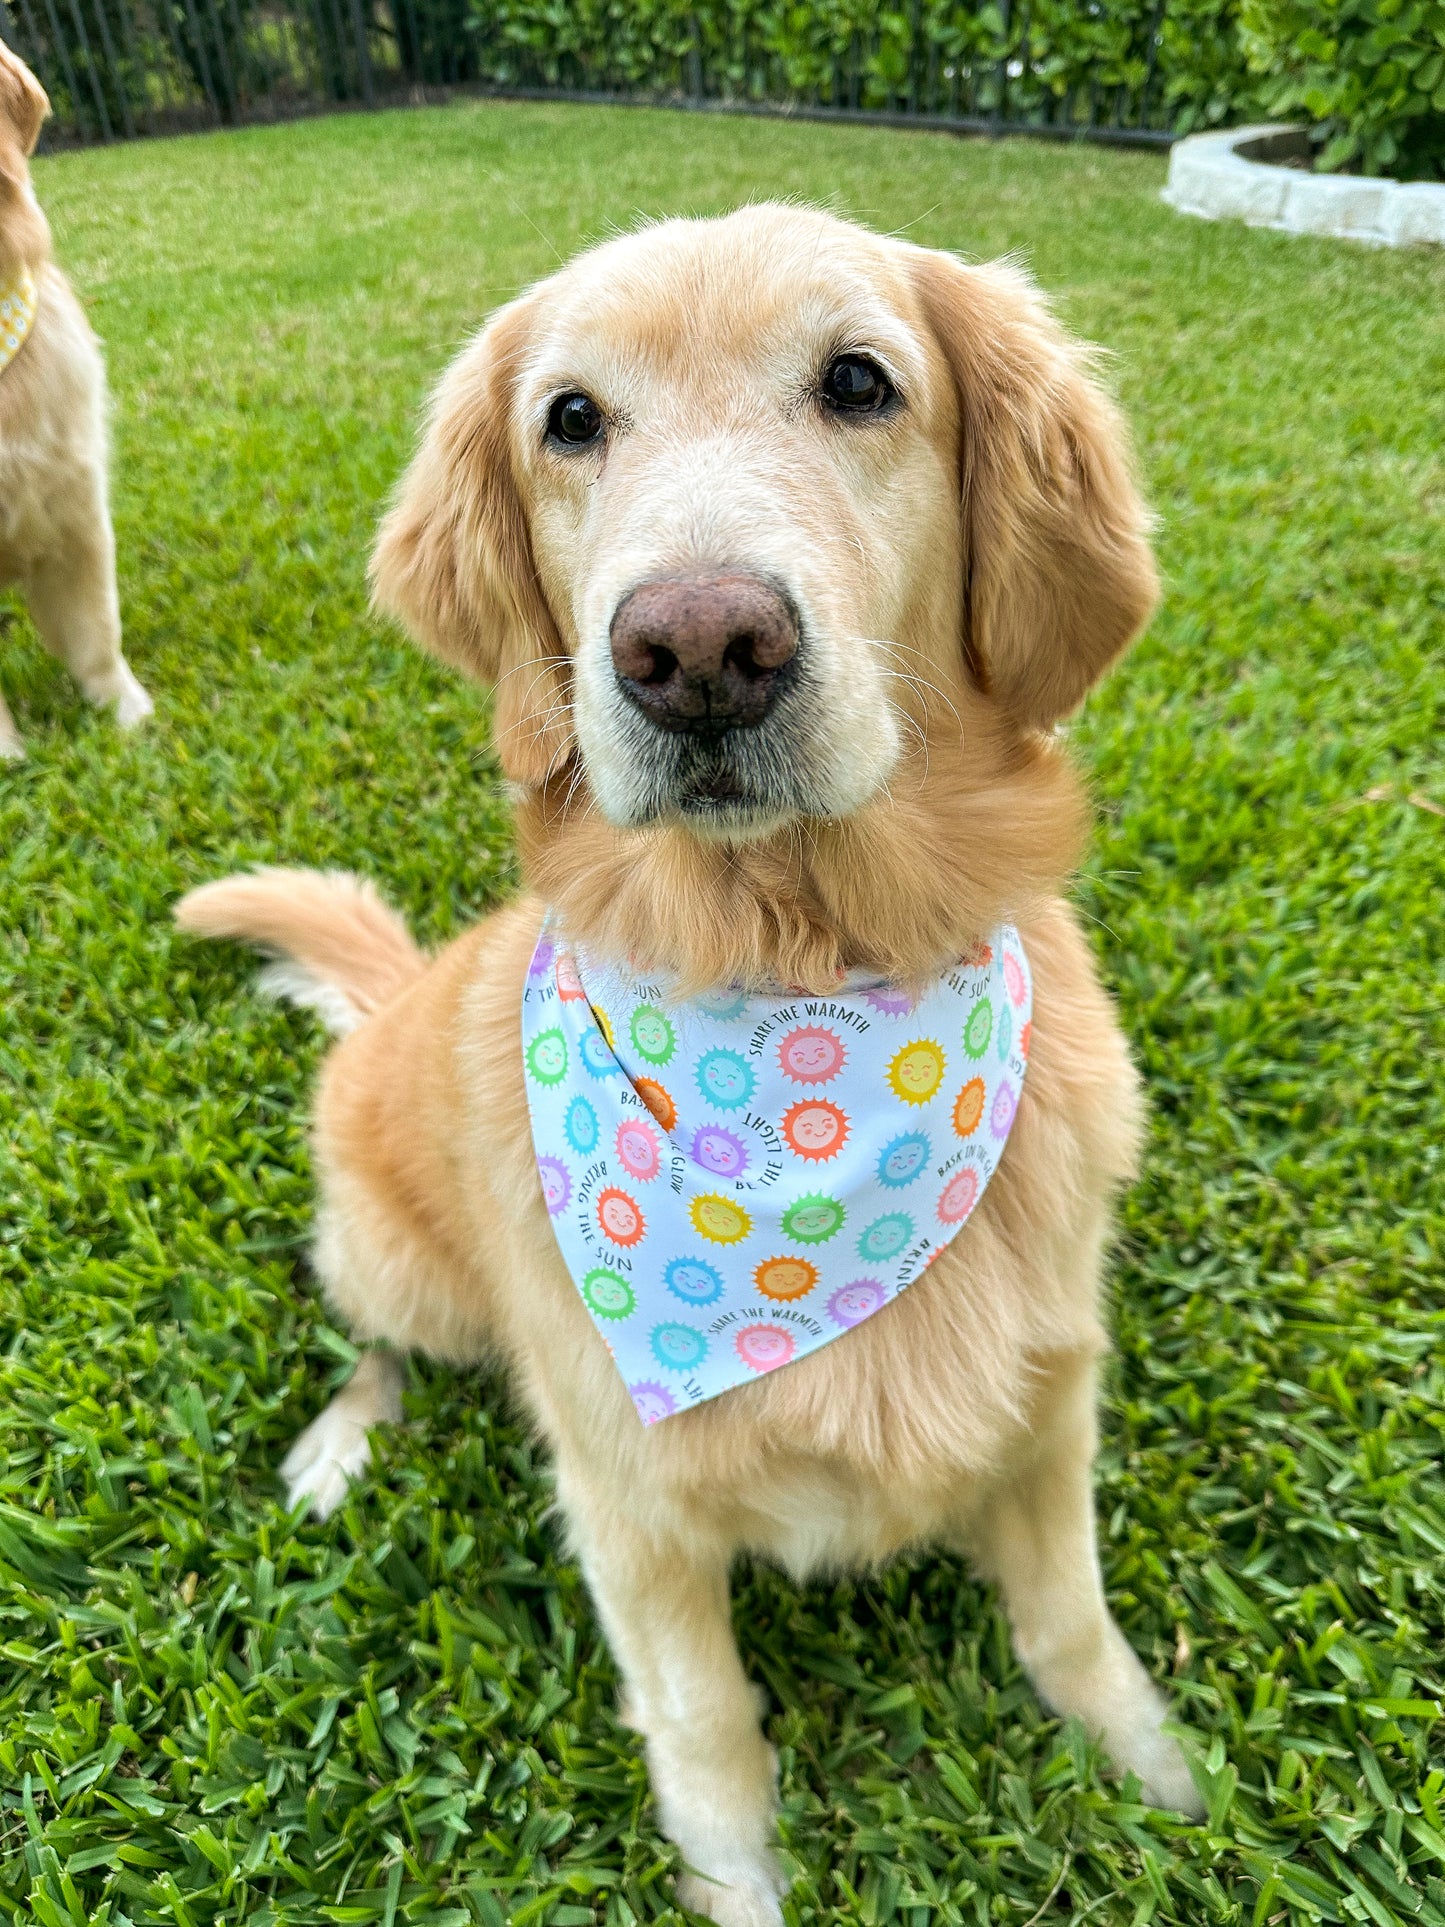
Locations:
580;1029;620;1079
583;1267;636;1321
555;952;587;1001
937;1166;980;1225
876;1131;930;1188
630;1004;677;1066
734;1324;796;1374
963;998;994;1061
526;1028;568;1086
991;1081;1018;1138
753;1255;819;1302
781;1193;846;1243
997;1003;1013;1063
777;1025;847;1085
615;1117;662;1182
630;1380;677;1424
781;1099;850;1162
887;1040;946;1106
690;1193;752;1245
1003;950;1027;1008
536;1154;571;1216
827;1278;887;1328
633;1076;677;1131
960;939;994;969
690;1124;749;1179
695;1047;755;1112
695;985;749;1020
857;1212;913;1262
590;1004;616;1051
952;1077;986;1139
665;1257;725;1306
863;985;916;1017
651;1322;709;1372
527;936;555;983
596;1186;646;1248
565;1093;599;1154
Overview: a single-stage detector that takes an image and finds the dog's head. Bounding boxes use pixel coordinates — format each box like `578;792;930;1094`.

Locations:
0;42;49;274
373;204;1155;846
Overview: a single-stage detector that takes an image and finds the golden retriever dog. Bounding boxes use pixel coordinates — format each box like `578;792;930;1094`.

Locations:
0;43;149;759
179;204;1202;1922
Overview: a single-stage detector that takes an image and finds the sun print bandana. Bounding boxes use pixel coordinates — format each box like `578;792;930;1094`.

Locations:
0;269;36;377
522;925;1032;1425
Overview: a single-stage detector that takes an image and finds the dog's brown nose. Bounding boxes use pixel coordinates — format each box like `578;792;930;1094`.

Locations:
610;573;798;732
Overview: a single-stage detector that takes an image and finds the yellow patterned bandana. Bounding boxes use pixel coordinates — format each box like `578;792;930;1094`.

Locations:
0;268;37;376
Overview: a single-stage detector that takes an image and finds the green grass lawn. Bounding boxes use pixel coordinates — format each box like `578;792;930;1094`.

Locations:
1;99;1442;1927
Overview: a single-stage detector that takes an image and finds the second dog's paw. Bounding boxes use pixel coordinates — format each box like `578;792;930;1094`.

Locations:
279;1405;374;1520
676;1864;786;1927
111;670;154;730
1132;1724;1205;1819
0;729;23;761
84;662;154;730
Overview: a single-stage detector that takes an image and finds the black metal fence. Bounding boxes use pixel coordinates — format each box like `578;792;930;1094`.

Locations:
0;0;1196;150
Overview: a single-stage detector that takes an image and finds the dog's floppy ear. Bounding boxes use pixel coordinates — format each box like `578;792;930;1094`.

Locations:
0;41;49;163
911;248;1158;729
370;293;572;786
0;42;50;272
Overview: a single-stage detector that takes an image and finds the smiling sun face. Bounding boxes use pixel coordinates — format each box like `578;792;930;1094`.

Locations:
690;1193;752;1245
781;1099;849;1161
778;1025;846;1085
887;1040;945;1106
753;1255;819;1302
596;1187;645;1247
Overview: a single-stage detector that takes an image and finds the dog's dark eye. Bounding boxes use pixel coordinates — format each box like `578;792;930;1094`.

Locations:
547;391;604;447
821;354;894;414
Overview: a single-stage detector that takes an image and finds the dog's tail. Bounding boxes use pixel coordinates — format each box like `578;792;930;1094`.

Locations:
175;867;426;1036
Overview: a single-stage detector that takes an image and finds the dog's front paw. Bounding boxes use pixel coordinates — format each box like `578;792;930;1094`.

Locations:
82;660;153;729
1129;1722;1204;1819
110;667;154;730
676;1862;786;1927
279;1404;375;1520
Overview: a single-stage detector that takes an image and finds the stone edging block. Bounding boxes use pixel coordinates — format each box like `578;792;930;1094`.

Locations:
1163;123;1445;247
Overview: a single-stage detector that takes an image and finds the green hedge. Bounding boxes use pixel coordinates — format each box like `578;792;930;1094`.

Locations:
1241;0;1445;178
12;0;1444;179
457;0;1259;136
457;0;1445;175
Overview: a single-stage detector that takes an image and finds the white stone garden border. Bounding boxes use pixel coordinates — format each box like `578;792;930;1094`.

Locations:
1163;123;1445;247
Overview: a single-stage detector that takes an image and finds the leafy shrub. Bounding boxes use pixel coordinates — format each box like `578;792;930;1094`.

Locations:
1240;0;1445;178
13;0;1445;181
455;0;1239;126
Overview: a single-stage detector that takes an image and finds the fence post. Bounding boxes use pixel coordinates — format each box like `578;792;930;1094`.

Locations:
992;0;1010;129
115;0;157;134
1139;0;1165;128
87;0;135;135
39;0;92;136
347;0;372;101
203;0;239;115
177;0;221;116
686;9;701;99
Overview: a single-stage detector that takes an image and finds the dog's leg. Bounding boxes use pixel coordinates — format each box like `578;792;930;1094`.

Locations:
24;506;152;728
280;1347;405;1520
570;1508;784;1926
0;684;22;759
968;1352;1202;1816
